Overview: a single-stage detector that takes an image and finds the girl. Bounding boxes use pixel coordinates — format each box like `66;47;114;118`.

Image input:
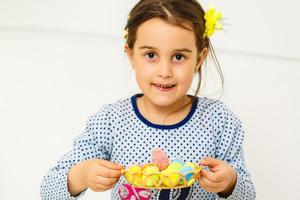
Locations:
41;0;255;199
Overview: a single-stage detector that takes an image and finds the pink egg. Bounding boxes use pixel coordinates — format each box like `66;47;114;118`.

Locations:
151;148;169;170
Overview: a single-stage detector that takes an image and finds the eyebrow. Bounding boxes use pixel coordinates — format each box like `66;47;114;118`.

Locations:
138;45;193;53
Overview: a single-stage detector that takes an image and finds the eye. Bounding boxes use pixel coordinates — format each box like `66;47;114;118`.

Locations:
173;54;185;62
145;52;157;61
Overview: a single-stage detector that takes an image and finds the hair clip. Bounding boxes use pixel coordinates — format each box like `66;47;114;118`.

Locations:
204;5;223;38
124;14;131;39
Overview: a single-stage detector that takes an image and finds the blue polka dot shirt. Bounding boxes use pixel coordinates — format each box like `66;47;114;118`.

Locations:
41;94;255;199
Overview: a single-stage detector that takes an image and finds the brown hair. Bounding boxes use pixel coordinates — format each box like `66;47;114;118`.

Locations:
124;0;224;122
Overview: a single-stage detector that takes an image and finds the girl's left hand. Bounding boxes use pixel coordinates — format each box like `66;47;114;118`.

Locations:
197;157;237;197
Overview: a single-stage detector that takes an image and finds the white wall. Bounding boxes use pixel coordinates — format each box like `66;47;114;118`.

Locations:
0;0;299;199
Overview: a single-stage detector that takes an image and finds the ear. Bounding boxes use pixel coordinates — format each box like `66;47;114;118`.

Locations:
194;47;208;73
124;44;134;68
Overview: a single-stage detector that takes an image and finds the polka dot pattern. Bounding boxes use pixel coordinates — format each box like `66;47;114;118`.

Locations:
41;94;255;199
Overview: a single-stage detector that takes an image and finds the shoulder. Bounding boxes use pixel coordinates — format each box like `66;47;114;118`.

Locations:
197;97;242;126
86;96;132;124
198;97;245;146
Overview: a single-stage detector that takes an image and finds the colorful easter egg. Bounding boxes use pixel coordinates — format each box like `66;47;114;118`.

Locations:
171;158;184;166
151;148;169;170
187;178;196;186
179;166;194;182
183;162;197;170
125;165;141;184
142;165;160;187
133;174;144;186
167;162;183;172
160;169;180;187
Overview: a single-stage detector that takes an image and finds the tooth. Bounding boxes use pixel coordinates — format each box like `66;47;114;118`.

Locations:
156;84;173;88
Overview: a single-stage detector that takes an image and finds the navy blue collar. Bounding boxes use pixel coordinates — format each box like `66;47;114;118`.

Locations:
131;93;198;130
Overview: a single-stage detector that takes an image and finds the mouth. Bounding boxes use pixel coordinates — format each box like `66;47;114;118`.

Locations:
151;83;176;92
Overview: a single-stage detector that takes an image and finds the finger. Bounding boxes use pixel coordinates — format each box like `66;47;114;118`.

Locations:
97;167;123;178
200;157;223;169
199;177;223;192
95;176;119;187
98;159;124;170
198;176;220;192
200;170;223;183
90;185;110;192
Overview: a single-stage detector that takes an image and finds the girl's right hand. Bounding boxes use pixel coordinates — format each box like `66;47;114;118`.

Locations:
83;159;124;192
68;159;124;195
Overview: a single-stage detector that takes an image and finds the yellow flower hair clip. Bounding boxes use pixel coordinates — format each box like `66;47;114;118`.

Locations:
124;28;129;40
124;15;131;40
204;5;223;38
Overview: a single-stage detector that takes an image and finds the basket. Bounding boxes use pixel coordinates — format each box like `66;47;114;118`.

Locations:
121;163;202;189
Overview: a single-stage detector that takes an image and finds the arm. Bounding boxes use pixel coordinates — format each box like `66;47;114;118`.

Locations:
214;103;256;199
67;161;88;196
217;147;255;200
40;105;113;200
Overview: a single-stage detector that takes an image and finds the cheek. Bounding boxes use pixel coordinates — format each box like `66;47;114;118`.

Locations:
134;59;156;77
135;65;152;79
174;65;195;84
134;66;154;88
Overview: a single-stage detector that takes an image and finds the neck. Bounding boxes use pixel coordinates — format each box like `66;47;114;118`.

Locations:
137;94;192;125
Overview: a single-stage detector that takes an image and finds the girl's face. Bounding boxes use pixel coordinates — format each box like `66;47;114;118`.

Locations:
125;18;207;108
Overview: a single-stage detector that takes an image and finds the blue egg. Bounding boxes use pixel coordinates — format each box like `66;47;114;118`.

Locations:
171;158;184;166
179;166;194;181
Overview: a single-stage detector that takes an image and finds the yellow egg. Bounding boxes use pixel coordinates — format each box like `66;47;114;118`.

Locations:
167;162;182;172
183;162;197;170
142;165;160;187
183;162;202;175
133;174;143;186
161;169;180;187
125;165;141;184
187;178;196;186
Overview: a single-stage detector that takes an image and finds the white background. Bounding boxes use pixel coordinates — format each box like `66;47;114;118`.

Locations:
0;0;299;199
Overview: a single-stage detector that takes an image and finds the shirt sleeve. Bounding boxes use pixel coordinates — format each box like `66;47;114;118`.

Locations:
40;104;113;200
211;102;256;200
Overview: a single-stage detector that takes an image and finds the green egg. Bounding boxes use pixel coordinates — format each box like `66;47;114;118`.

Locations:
167;162;182;171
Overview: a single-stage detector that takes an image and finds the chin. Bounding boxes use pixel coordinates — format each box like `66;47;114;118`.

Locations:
146;93;179;107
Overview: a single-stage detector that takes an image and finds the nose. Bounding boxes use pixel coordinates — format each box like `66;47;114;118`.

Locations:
157;59;172;79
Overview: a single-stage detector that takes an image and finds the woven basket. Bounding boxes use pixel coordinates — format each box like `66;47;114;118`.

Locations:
121;163;202;189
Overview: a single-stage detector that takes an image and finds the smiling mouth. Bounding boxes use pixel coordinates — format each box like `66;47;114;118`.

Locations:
152;83;176;88
151;83;176;90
